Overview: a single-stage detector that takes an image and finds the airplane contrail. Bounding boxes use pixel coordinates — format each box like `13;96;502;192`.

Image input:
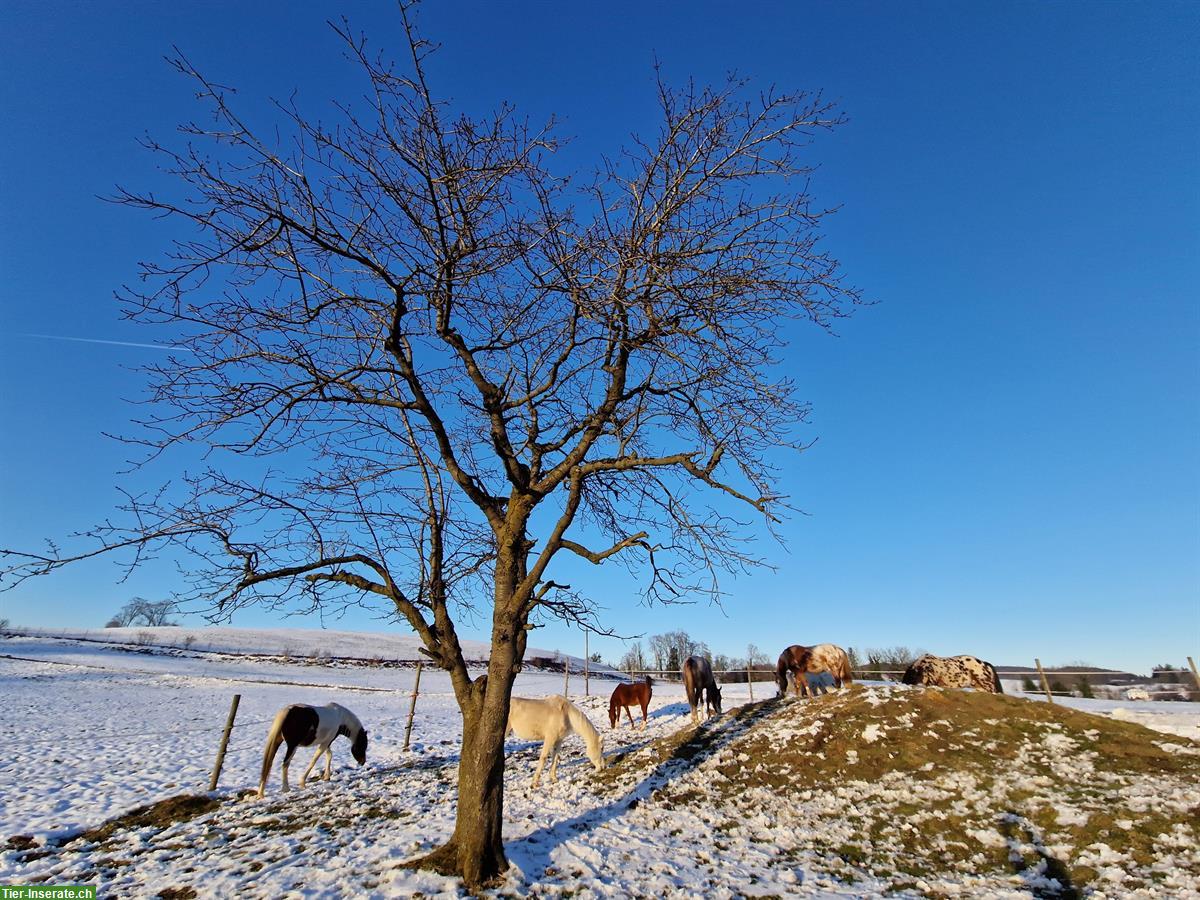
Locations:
15;332;194;352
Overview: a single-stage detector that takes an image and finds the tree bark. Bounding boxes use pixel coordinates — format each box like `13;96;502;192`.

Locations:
410;600;522;888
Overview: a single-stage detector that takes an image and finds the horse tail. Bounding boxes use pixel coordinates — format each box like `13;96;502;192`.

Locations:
991;664;1003;694
258;706;290;796
682;659;696;707
564;699;605;769
644;674;653;687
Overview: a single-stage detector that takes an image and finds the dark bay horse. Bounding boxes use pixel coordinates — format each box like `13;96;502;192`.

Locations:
776;644;853;699
682;656;722;724
609;676;653;729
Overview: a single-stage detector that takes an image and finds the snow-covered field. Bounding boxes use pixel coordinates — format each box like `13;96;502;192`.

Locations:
2;629;1198;897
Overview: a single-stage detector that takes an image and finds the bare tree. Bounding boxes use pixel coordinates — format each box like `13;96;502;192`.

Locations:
106;597;179;628
1;7;858;886
648;633;672;672
619;641;647;675
746;643;768;667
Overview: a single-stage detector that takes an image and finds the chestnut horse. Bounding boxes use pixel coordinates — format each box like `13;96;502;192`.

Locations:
609;676;653;729
682;656;722;724
776;644;853;699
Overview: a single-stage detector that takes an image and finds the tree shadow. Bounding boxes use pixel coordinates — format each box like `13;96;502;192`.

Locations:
649;701;690;719
999;815;1080;899
504;699;781;880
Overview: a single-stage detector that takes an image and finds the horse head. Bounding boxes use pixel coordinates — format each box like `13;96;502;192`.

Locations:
589;736;607;773
352;727;368;765
708;683;723;715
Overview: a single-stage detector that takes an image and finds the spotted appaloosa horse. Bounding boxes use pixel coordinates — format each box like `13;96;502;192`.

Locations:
776;644;854;699
682;656;722;724
901;654;1003;693
258;702;368;797
609;676;653;729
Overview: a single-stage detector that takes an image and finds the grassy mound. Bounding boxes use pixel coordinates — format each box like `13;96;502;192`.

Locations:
621;687;1200;896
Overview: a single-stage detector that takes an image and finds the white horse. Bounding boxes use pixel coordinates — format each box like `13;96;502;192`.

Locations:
258;702;368;798
506;695;606;788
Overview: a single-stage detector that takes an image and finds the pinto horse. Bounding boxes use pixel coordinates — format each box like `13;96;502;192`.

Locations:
682;656;722;724
776;644;854;699
507;695;606;788
609;676;653;729
258;702;368;797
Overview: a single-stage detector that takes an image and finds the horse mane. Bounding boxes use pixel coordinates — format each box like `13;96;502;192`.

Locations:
563;698;603;760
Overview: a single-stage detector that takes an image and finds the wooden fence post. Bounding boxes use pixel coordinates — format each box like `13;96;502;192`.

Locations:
563;658;570;697
584;630;590;697
403;661;424;752
1187;657;1200;694
209;693;241;791
1034;658;1054;704
747;669;754;702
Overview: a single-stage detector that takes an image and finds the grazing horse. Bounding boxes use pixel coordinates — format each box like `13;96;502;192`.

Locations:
682;656;722;724
507;695;606;788
902;654;1003;693
776;644;854;699
258;702;368;798
609;676;653;729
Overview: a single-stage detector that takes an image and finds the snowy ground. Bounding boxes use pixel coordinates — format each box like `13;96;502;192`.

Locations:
2;630;1198;897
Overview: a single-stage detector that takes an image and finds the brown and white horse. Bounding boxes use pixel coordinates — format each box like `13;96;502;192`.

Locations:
258;702;368;797
901;654;1003;693
776;644;854;699
682;656;722;724
609;676;653;729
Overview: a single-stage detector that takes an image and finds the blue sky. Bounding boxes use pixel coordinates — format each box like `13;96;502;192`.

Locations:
1;2;1196;674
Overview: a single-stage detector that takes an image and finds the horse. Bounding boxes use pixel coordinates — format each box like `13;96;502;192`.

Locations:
682;656;722;724
258;702;368;798
902;654;1003;693
507;695;606;788
776;644;854;699
608;676;653;729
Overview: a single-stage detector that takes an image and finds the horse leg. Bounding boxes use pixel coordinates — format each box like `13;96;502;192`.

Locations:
281;743;298;792
624;705;635;728
639;700;648;730
532;739;551;788
548;738;561;782
323;746;333;780
300;745;324;788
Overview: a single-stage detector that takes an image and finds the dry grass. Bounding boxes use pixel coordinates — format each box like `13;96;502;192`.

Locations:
602;687;1200;896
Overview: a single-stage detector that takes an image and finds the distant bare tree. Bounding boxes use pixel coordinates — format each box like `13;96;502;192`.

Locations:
619;641;647;675
106;598;179;628
649;629;707;674
0;6;858;886
648;633;671;672
864;646;927;675
746;643;768;667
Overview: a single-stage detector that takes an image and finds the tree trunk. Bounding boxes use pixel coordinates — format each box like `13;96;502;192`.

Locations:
409;611;521;888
